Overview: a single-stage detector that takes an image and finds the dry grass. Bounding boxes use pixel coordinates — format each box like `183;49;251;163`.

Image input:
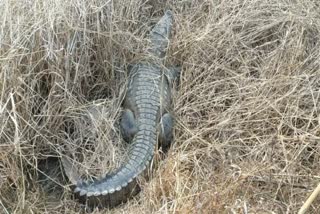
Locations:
1;0;320;213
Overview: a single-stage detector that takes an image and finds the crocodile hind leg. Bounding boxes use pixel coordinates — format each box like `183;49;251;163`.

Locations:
167;66;181;85
120;109;138;143
158;112;174;153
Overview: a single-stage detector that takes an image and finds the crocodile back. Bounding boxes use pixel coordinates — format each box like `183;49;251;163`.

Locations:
123;62;173;169
125;63;172;120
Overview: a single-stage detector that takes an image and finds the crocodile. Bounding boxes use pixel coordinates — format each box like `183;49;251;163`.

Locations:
63;10;180;208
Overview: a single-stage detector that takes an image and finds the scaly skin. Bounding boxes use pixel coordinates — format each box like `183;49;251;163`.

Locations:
68;10;178;208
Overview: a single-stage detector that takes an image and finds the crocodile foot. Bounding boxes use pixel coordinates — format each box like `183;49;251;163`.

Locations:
120;109;138;143
159;112;174;153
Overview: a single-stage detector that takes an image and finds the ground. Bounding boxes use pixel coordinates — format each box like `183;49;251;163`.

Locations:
1;0;320;213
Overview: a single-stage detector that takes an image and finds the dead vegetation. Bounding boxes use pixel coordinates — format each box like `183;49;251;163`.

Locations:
1;0;320;213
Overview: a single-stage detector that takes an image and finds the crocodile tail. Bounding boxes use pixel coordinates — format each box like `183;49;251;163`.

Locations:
149;10;174;59
62;128;157;208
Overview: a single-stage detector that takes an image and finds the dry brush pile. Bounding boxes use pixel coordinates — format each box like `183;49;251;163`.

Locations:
1;0;320;213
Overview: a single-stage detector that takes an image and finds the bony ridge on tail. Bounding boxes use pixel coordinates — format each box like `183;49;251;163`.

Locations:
62;10;180;209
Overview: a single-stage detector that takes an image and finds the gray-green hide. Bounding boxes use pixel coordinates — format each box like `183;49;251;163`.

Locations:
70;10;179;208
